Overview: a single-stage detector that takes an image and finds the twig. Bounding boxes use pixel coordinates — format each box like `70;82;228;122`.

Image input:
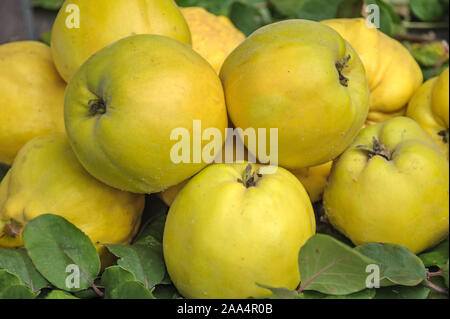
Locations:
394;32;436;43
403;21;450;29
427;268;450;279
424;280;449;295
91;283;105;297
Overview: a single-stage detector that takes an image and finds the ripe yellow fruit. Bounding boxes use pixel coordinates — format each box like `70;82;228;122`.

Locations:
0;41;66;165
51;0;191;82
160;161;333;206
322;18;423;124
323;117;449;254
291;162;333;203
65;35;228;194
181;7;245;73
407;68;449;158
221;20;369;169
159;139;252;205
163;163;316;299
0;135;144;265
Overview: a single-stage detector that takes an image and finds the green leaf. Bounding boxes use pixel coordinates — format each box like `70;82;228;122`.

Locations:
152;285;182;299
0;285;36;299
159;271;173;285
410;0;445;21
322;289;376;299
272;0;352;20
176;0;235;15
109;281;155;299
300;289;375;299
422;61;449;81
298;234;379;295
45;290;79;299
441;260;449;288
419;239;449;268
230;2;270;36
30;0;65;10
375;285;431;299
270;0;307;16
0;270;35;299
73;288;101;299
23;214;101;292
134;203;167;244
106;243;165;289
297;0;344;21
356;243;427;286
337;0;364;18
427;275;448;298
0;248;49;293
255;284;301;299
0;269;21;289
101;266;136;298
405;41;449;68
0;163;9;182
176;0;264;16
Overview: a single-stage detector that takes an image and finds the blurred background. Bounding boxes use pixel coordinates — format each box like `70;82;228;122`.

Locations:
0;0;449;79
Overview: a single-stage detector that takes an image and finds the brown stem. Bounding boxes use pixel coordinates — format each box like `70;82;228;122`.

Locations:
438;129;449;144
424;280;449;295
395;32;436;43
356;137;392;161
427;270;449;278
238;164;262;188
91;283;105;297
427;267;449;279
2;220;22;238
336;55;351;87
88;98;106;116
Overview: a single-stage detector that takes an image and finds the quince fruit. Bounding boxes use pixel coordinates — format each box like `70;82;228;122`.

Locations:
160;161;333;206
0;41;66;165
51;0;191;82
181;7;245;74
322;18;423;125
407;68;449;158
220;20;369;169
323;117;449;254
163;163;316;298
0;135;144;265
64;35;228;194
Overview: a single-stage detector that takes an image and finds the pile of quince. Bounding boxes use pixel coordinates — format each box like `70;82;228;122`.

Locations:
0;0;448;299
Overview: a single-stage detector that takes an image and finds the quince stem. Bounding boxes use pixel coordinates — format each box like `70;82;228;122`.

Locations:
88;98;106;116
1;219;22;239
438;129;449;144
335;55;351;87
238;164;262;188
356;137;392;161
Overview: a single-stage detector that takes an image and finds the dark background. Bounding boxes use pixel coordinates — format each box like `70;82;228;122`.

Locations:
0;0;56;44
